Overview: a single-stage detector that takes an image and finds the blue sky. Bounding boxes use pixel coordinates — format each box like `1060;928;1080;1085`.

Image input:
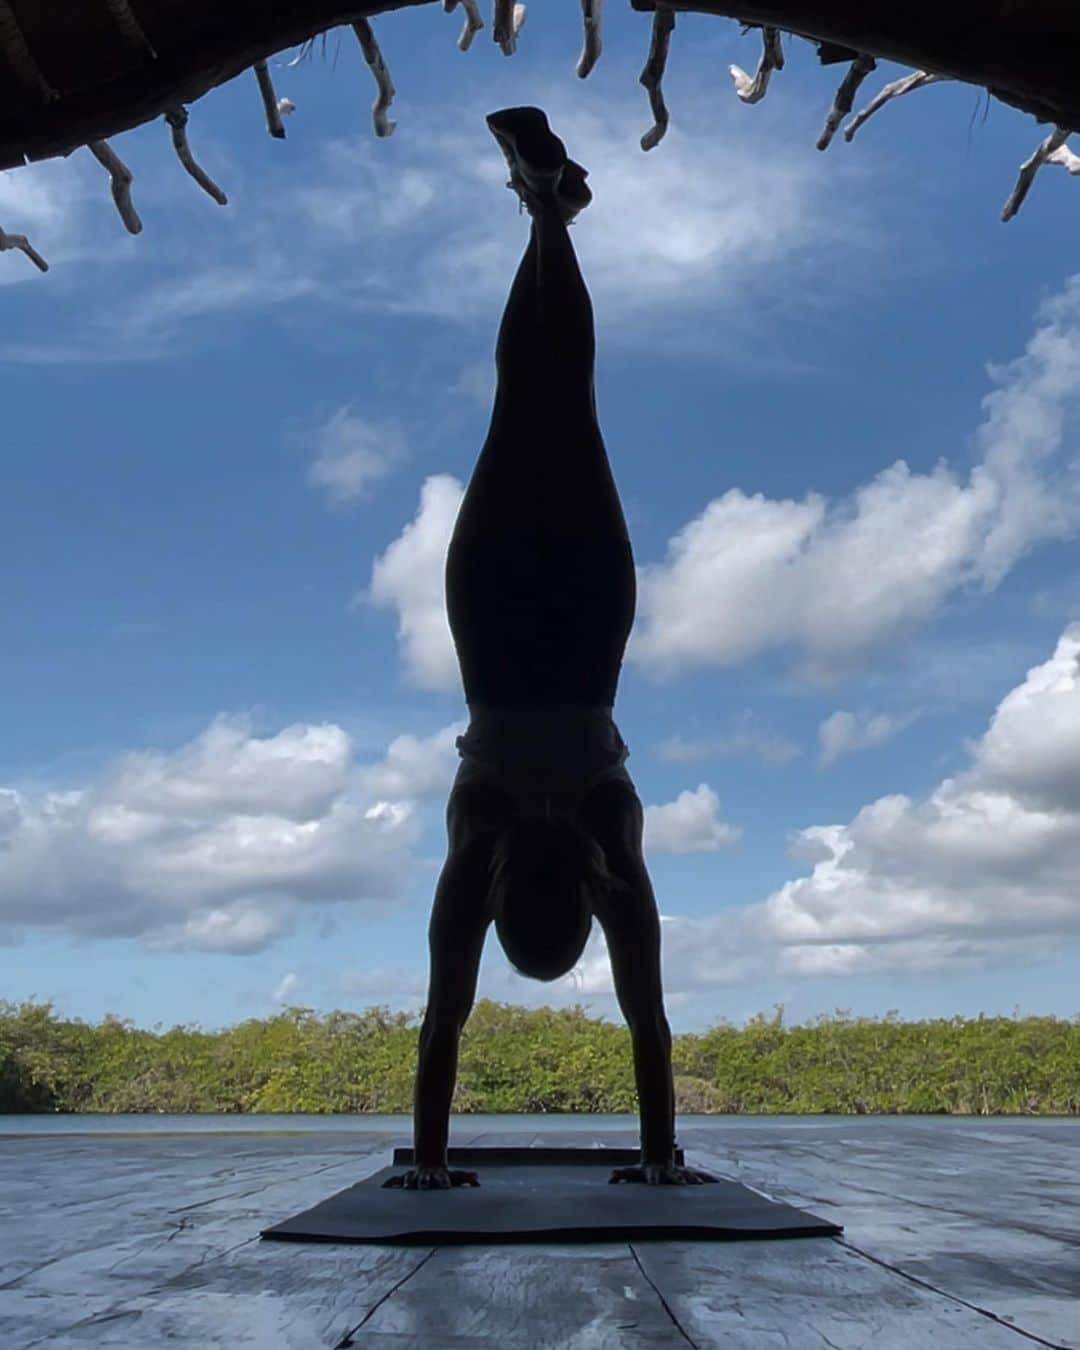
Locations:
2;5;1079;1036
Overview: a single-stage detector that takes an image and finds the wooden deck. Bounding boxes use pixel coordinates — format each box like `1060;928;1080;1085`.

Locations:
1;1118;1077;1348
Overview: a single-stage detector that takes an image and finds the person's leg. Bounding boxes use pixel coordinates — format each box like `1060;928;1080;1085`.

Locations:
530;195;597;400
458;195;621;536
493;196;595;391
486;220;545;416
446;175;636;707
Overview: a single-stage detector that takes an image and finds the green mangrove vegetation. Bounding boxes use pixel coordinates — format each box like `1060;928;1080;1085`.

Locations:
2;999;1078;1116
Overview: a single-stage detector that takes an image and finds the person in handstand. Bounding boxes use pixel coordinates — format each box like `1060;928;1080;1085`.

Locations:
385;107;716;1190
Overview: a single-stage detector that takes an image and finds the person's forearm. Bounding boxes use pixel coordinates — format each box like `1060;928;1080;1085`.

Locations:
413;1022;460;1167
631;1016;676;1164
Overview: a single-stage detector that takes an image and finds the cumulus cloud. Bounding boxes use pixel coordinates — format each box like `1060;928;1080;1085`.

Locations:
817;708;919;768
358;279;1080;693
305;406;409;507
754;623;1080;965
359;473;464;692
970;625;1080;813
643;785;742;855
0;695;749;960
0;715;423;953
629;279;1080;682
100;716;353;820
353;721;465;801
569;909;760;1002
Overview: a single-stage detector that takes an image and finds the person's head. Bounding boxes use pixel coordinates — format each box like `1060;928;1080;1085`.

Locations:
487;811;628;983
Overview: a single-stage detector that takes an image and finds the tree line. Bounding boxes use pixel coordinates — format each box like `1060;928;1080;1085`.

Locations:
2;999;1078;1115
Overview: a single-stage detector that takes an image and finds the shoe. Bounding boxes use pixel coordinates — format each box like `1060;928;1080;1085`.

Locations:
486;106;567;205
487;107;593;223
558;159;592;224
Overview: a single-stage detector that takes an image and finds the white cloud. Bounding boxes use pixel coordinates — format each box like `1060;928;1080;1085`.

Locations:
568;908;760;1002
101;715;353;820
56;623;1057;1000
272;972;300;1003
817;708;919;768
451;361;495;406
970;624;1080;813
147;902;292;955
354;721;465;802
306;406;409;506
656;729;800;766
0;698;752;960
359;473;464;692
115;265;324;342
339;967;427;1001
350;89;867;333
754;624;1080;964
0;715;423;953
0;152;114;282
643;784;742;855
629;279;1080;683
973;279;1080;587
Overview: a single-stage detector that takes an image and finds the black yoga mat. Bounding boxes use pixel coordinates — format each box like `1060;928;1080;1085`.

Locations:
261;1147;843;1245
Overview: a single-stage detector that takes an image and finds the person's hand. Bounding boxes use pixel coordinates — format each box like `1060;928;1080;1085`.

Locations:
609;1162;718;1186
382;1166;480;1190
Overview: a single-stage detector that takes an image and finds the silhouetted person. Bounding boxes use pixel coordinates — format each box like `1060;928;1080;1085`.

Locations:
385;108;717;1191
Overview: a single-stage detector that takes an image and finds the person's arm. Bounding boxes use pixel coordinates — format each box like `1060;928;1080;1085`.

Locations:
415;841;491;1160
627;1006;676;1165
585;783;718;1185
413;1005;470;1168
602;905;717;1185
598;899;677;1162
384;834;492;1189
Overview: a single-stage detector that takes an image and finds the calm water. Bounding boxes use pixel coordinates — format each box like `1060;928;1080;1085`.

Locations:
2;1112;1074;1136
0;1112;703;1137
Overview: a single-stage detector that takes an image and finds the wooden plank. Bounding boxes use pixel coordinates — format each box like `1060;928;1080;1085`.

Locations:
0;1134;423;1348
350;1243;689;1347
682;1120;1080;1349
0;1134;394;1281
632;1238;1032;1349
10;1246;433;1349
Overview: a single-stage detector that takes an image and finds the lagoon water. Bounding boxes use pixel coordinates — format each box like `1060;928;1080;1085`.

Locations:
0;1111;716;1136
2;1111;1074;1136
